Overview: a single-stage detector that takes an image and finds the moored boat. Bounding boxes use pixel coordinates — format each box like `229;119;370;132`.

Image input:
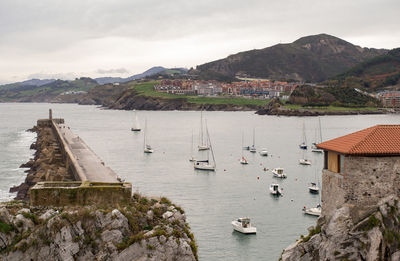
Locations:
269;183;283;196
231;217;257;234
272;167;287;178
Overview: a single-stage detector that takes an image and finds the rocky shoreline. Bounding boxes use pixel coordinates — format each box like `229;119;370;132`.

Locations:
2;120;198;260
281;196;400;260
10;124;73;201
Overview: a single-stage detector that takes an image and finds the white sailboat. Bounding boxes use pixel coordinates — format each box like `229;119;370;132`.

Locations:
143;118;154;153
299;121;307;150
189;130;196;162
312;117;323;153
198;111;210;151
194;123;216;171
299;149;312;165
131;110;141;132
259;148;268;156
240;132;249;164
308;169;320;194
249;128;256;153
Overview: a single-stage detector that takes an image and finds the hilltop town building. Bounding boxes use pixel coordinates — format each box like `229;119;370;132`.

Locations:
317;125;400;221
154;79;299;98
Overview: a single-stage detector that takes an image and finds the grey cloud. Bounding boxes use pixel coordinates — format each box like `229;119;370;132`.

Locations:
95;68;129;74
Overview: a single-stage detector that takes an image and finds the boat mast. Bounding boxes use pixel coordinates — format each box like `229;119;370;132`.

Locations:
144;118;147;149
242;132;244;157
318;117;322;142
252;128;255;147
199;111;203;147
206;123;216;168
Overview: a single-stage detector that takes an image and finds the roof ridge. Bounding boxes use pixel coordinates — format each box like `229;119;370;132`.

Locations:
348;125;378;154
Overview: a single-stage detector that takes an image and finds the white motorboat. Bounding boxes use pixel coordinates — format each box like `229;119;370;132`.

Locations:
311;143;323;153
272;167;287;178
198;111;210;151
131;110;141;132
231;217;257;234
194;124;216;171
259;149;268;156
303;204;321;217
299;158;312;165
308;182;319;194
143;119;153;153
269;184;283;196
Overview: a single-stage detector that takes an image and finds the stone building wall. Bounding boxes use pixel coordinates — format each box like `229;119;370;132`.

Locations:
323;155;400;222
322;169;346;218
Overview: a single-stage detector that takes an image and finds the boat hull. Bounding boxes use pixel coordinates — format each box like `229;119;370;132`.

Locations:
194;164;215;171
231;221;256;234
131;128;141;132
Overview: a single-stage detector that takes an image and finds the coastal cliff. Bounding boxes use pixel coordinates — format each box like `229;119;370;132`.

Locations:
281;196;400;261
0;195;197;261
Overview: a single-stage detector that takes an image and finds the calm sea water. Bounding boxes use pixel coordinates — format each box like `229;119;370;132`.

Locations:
1;103;399;260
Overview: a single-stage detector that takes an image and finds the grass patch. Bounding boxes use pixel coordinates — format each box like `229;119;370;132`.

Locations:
0;220;14;234
301;225;321;243
363;215;381;231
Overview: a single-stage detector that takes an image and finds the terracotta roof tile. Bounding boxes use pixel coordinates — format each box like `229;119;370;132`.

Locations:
317;125;400;155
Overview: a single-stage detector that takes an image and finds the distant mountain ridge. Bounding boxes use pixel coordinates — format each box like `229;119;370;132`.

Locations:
329;48;400;91
94;66;167;85
192;34;388;82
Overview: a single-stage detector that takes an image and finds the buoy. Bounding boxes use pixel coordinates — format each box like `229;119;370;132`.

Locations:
224;169;226;171
263;168;267;171
257;176;260;179
291;199;294;202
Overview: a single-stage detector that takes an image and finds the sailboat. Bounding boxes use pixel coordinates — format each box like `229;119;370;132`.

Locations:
249;128;256;153
143;118;154;153
198;111;210;151
240;132;249;164
194;122;216;171
131;110;141;131
299;122;307;150
299;149;311;165
189;130;195;162
312;117;323;153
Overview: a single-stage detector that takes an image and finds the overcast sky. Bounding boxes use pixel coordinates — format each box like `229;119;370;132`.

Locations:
0;0;398;84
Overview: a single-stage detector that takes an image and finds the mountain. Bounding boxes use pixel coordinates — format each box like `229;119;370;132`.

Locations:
328;48;400;91
0;78;56;91
0;77;98;102
191;34;387;82
95;66;167;84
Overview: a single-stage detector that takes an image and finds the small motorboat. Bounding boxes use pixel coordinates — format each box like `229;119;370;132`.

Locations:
189;156;196;162
231;217;256;234
303;204;321;217
269;184;283;196
259;148;268;156
240;156;249;165
249;145;256;153
308;182;319;194
272;167;287;178
299;158;312;165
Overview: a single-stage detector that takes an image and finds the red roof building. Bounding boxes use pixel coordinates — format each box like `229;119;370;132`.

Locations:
316;125;400;220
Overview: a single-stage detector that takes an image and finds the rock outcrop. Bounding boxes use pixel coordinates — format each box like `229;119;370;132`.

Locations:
10;124;73;200
281;196;400;261
0;195;197;261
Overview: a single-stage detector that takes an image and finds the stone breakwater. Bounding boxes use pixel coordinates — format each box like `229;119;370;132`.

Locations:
281;196;400;261
10;124;74;200
0;195;197;261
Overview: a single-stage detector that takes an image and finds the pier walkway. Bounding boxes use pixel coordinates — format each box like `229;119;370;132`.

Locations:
54;122;119;182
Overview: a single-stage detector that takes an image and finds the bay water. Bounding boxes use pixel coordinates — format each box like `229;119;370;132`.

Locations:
0;103;398;260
